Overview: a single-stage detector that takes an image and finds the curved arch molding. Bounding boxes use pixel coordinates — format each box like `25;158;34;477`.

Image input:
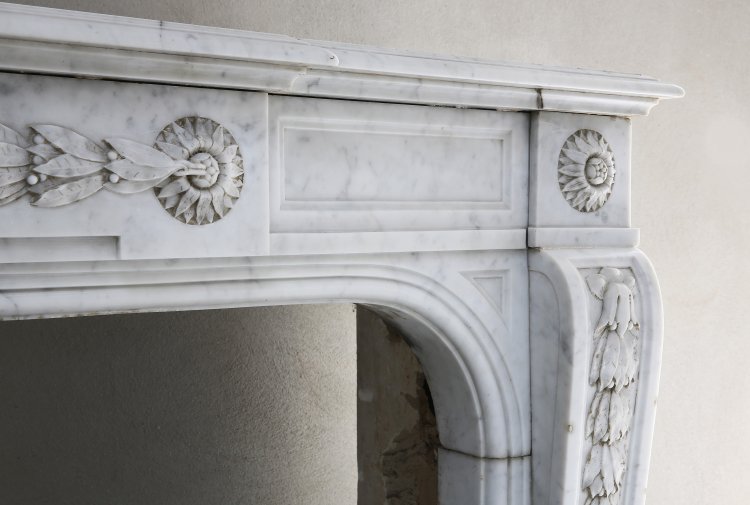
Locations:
0;4;680;505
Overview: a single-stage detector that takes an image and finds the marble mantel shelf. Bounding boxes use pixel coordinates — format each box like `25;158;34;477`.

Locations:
0;3;682;505
0;2;682;115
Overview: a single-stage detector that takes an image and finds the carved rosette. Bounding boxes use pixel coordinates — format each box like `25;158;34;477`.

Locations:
558;129;615;212
582;268;639;505
0;117;244;225
154;118;243;225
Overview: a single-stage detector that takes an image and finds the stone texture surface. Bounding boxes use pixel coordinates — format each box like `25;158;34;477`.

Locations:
0;305;356;505
5;0;743;503
357;308;438;505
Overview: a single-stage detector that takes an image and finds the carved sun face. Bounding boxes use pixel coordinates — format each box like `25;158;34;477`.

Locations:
557;129;615;212
154;117;243;225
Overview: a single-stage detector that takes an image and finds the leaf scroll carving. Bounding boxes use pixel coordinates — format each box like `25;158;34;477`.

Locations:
0;117;244;225
582;267;639;505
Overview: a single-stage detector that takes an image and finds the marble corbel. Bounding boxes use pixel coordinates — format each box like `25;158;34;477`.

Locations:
529;112;663;505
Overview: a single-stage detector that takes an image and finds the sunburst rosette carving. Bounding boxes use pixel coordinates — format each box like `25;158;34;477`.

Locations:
154;117;243;225
558;129;615;212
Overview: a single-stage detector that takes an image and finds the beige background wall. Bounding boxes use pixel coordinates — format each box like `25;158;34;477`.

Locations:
3;0;742;503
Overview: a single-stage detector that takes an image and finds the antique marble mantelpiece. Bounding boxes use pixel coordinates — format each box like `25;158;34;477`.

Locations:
0;3;683;505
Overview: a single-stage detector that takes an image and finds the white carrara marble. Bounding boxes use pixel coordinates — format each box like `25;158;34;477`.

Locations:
0;73;269;260
0;2;683;116
268;95;528;238
0;3;682;505
529;250;663;505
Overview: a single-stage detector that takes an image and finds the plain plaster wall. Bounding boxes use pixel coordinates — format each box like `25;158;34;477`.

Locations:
0;305;357;505
2;0;742;503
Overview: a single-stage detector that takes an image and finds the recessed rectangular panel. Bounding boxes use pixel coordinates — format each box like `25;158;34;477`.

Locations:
282;121;506;205
269;96;528;234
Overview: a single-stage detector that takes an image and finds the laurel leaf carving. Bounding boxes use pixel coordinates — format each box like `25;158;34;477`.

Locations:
0;141;31;167
587;273;608;300
32;173;107;207
1;117;243;223
590;334;606;386
582;267;640;504
0;186;28;206
0;166;31;186
0;180;26;199
593;390;611;444
601;444;616;495
586;390;602;437
105;178;167;194
0;123;27;147
106;138;176;167
599;332;620;391
106;159;177;182
34;154;104;177
26;143;60;161
31;125;107;162
610;443;626;484
582;443;601;489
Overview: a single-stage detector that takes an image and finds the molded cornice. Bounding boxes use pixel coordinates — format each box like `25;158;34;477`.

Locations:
0;2;683;115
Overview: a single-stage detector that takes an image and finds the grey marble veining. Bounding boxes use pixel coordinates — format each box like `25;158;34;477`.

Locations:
0;4;680;505
0;73;269;260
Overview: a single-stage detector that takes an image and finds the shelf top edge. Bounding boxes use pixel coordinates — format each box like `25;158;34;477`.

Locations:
0;2;684;112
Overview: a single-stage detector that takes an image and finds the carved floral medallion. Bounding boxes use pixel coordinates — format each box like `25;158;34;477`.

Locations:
0;117;244;225
558;129;615;212
153;118;243;225
582;267;639;505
